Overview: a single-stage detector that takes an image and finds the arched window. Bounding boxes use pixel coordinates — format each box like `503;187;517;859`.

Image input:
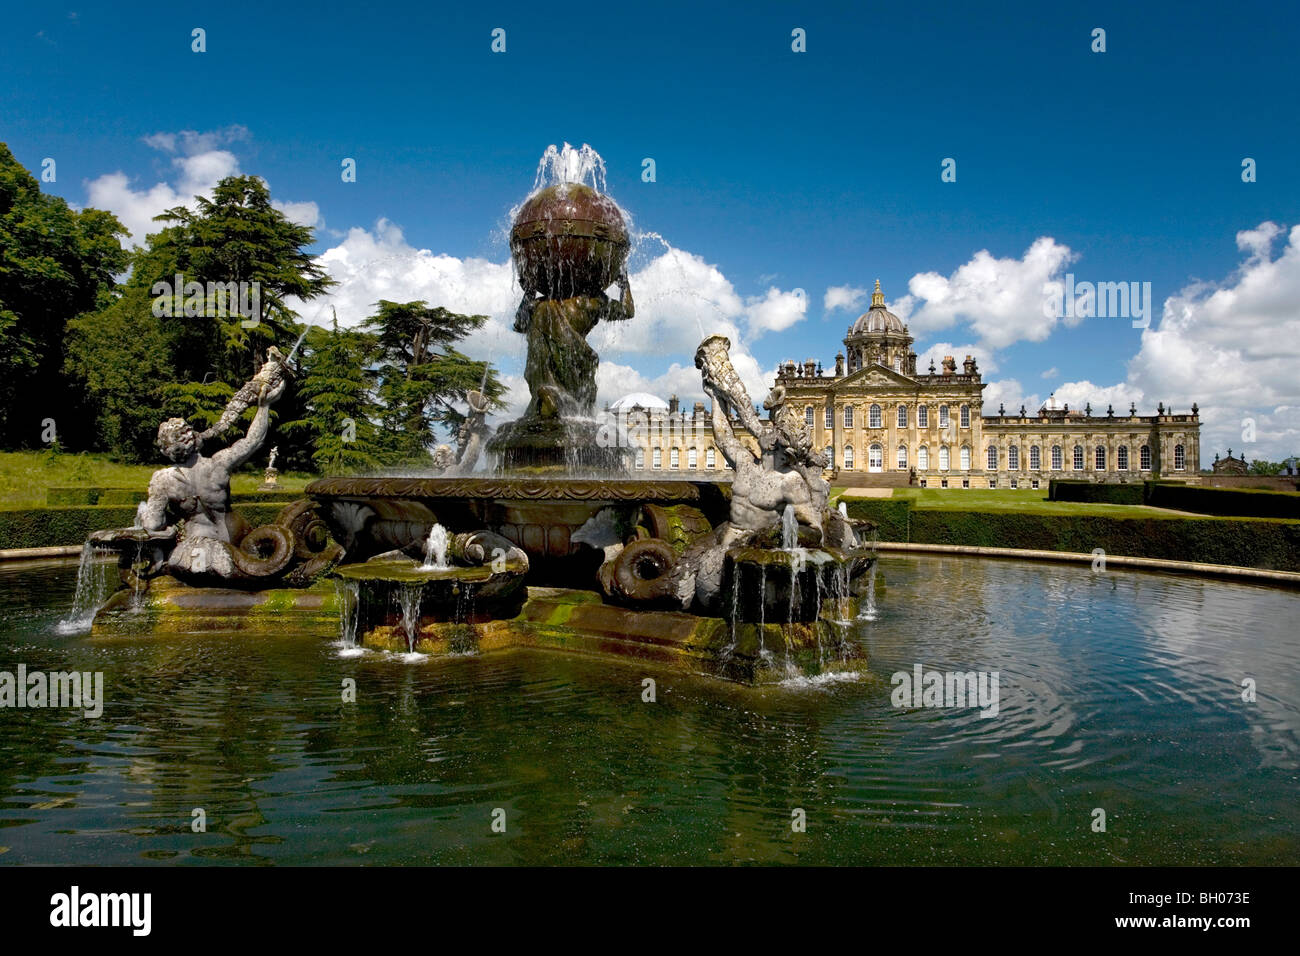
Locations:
869;404;882;428
960;405;970;428
1117;445;1128;470
688;447;698;469
843;445;854;469
1095;445;1106;470
960;445;971;470
1073;445;1085;470
938;405;950;428
917;405;929;428
918;446;929;470
939;446;950;471
635;448;645;469
869;443;883;470
843;405;854;427
1174;444;1186;470
1029;445;1041;470
1140;444;1151;470
652;447;662;469
897;444;908;468
1051;445;1063;470
897;405;908;428
1009;445;1020;470
805;406;814;427
706;447;716;469
669;448;680;469
987;445;998;470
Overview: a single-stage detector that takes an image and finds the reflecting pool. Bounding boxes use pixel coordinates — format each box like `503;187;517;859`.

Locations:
0;556;1296;865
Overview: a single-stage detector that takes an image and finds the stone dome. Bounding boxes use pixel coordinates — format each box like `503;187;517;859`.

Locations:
850;279;907;335
610;392;669;413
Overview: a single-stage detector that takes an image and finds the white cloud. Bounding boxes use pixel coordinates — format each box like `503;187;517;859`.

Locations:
744;286;808;335
85;126;315;247
823;284;866;314
911;340;999;375
891;237;1078;349
1040;366;1058;379
1126;221;1300;460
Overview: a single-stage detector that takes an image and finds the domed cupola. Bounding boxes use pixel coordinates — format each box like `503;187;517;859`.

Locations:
843;280;916;375
850;279;907;335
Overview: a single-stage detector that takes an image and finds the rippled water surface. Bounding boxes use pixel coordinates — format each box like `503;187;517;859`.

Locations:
1;556;1297;865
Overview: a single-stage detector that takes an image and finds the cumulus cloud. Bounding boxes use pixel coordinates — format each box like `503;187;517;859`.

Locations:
745;286;808;335
891;237;1078;349
911;340;1000;375
85;125;317;247
1126;221;1300;460
823;284;867;314
299;226;780;419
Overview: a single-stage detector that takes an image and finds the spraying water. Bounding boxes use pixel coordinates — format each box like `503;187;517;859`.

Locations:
397;584;423;653
421;524;450;570
781;504;798;550
533;142;608;193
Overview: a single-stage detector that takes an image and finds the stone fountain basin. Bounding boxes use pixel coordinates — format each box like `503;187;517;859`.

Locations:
335;557;527;607
307;476;732;567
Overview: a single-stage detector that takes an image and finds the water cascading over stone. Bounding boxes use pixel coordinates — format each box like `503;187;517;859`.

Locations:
487;144;635;474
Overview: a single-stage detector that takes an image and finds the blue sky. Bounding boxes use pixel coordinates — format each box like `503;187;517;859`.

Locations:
3;1;1298;457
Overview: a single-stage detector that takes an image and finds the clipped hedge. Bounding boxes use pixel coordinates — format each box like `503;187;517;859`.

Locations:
1048;480;1145;506
1143;481;1300;519
839;496;1300;571
0;503;285;550
840;498;912;541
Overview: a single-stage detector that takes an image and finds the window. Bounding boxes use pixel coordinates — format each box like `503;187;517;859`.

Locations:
1051;445;1063;470
635;448;645;469
1117;445;1129;470
669;448;680;469
688;447;698;469
1140;444;1151;470
1010;478;1019;489
869;444;883;470
939;405;950;428
987;446;998;470
843;445;854;469
805;406;814;428
898;405;908;428
1009;445;1020;470
869;404;882;428
893;355;901;372
1095;445;1106;470
1031;478;1040;490
652;447;662;469
1073;445;1084;470
960;445;971;470
941;478;949;488
1174;444;1185;470
939;446;950;471
918;405;929;428
844;406;854;427
824;407;833;428
918;446;929;470
920;478;928;488
989;478;997;489
1029;445;1041;470
962;478;970;488
706;447;716;469
960;405;970;428
897;444;908;469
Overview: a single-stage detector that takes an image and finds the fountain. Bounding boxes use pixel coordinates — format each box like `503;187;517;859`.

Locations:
77;143;881;683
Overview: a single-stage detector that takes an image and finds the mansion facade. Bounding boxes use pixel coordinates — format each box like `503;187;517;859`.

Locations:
617;281;1201;487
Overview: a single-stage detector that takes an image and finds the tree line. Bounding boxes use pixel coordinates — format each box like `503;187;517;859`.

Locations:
0;144;504;473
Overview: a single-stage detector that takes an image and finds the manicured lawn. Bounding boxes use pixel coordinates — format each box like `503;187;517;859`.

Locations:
0;451;315;510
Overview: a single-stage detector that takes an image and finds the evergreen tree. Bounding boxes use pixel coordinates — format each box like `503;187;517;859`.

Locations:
0;143;128;448
362;300;506;462
281;313;386;474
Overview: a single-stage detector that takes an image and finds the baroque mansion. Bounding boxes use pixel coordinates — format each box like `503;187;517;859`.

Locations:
617;282;1201;488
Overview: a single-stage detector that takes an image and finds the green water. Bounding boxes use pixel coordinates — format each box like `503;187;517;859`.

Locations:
0;556;1296;865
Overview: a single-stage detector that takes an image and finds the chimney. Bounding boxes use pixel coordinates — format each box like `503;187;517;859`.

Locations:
668;394;679;414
